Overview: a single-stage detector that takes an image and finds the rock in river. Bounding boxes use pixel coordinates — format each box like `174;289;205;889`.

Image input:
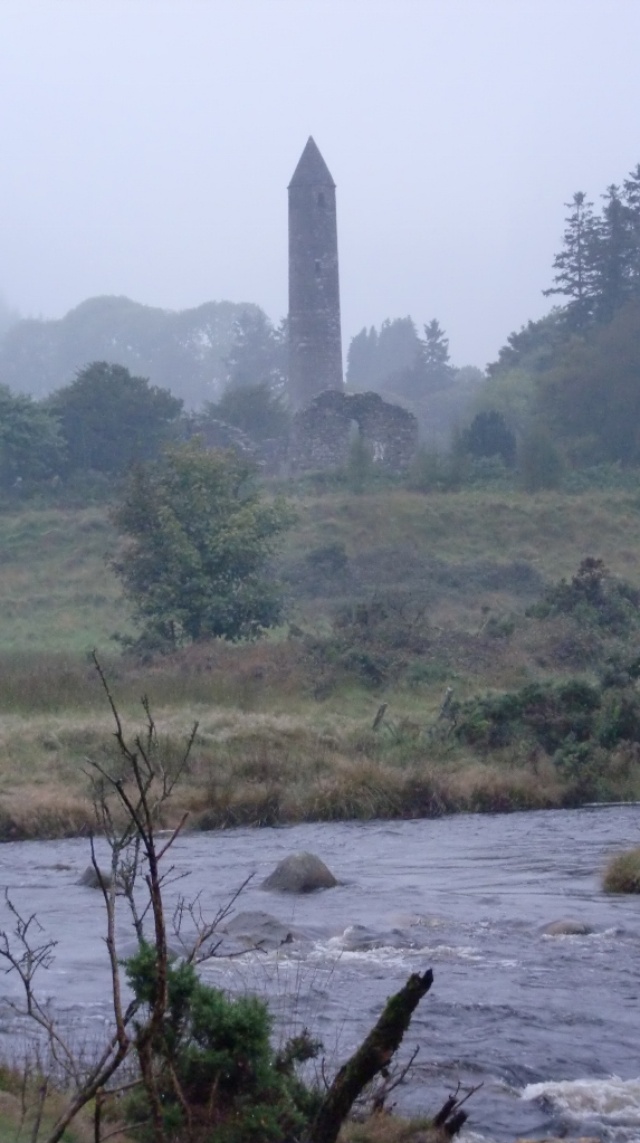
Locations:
541;918;593;936
77;864;115;890
261;852;338;893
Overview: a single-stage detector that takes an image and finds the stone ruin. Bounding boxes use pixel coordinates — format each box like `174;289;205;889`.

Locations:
184;393;417;477
289;389;418;475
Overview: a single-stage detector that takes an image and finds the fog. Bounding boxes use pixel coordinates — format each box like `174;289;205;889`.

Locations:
1;0;639;367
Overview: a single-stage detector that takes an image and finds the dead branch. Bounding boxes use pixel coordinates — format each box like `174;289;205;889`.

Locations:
308;968;434;1143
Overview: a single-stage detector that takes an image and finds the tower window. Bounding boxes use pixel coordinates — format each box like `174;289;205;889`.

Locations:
314;259;321;274
317;192;326;208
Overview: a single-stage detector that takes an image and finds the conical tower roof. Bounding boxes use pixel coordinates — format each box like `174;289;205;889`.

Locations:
288;137;335;188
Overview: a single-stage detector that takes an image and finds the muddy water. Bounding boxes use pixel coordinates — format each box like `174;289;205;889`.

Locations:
1;806;639;1142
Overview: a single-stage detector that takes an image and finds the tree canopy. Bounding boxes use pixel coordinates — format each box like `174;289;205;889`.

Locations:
112;443;294;649
224;310;287;394
205;382;291;444
480;158;640;470
536;299;640;465
49;361;183;476
0;296;271;407
542;162;640;335
0;384;66;488
346;318;421;393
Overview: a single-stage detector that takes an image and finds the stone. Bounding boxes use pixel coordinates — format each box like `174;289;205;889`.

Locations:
261;851;338;893
77;864;114;890
223;910;296;948
541;919;593;936
289;389;418;474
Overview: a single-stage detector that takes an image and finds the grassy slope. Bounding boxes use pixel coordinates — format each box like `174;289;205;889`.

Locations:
1;487;640;838
0;507;127;652
1;488;639;653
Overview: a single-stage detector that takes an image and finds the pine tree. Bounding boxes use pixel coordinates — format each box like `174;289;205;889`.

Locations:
543;192;598;329
623;163;640;296
376;317;421;387
346;326;378;389
419;319;455;389
389;318;454;400
591;184;634;321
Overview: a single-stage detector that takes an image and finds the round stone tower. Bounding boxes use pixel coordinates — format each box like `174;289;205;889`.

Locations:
288;137;344;409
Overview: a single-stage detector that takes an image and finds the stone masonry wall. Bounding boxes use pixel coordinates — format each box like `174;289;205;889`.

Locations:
289;390;418;474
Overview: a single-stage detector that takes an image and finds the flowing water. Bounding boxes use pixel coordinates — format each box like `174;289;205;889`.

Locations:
1;806;639;1142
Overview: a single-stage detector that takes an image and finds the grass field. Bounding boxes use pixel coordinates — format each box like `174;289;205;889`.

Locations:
1;485;640;838
0;507;127;652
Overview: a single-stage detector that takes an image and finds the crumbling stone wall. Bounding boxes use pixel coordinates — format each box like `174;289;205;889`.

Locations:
289;390;418;474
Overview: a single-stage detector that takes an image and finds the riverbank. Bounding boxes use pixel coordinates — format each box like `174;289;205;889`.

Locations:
2;645;640;842
2;489;640;840
2;809;638;1142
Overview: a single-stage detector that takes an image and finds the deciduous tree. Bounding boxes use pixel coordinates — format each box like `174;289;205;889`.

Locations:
49;362;182;476
0;384;66;488
224;310;287;393
207;382;291;443
112;443;294;649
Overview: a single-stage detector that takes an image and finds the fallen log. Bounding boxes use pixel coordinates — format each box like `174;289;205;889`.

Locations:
307;968;434;1143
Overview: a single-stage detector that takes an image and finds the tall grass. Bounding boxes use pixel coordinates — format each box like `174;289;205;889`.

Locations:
603;847;640;893
3;489;640;654
1;488;640;837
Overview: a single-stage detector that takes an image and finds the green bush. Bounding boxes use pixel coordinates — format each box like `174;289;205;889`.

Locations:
456;679;601;753
124;943;321;1142
596;688;640;747
528;557;640;635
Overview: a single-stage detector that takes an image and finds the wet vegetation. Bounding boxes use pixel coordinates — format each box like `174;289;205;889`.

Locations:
602;847;640;893
1;487;640;840
4;162;640;1143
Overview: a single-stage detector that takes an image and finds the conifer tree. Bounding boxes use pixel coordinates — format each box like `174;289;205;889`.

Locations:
419;319;455;388
543;192;598;329
377;317;421;386
346;326;378;389
591;184;635;321
623;163;640;296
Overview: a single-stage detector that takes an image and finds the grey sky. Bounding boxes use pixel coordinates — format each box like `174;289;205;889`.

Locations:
1;0;639;369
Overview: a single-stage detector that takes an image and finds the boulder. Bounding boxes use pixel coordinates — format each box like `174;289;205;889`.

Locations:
541;919;593;936
223;910;296;948
261;852;338;893
77;864;114;890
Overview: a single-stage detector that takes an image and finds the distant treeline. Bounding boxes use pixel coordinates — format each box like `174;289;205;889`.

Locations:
0;296;284;408
3;159;640;490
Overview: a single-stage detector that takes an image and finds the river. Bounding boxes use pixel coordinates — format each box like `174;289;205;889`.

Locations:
0;806;639;1142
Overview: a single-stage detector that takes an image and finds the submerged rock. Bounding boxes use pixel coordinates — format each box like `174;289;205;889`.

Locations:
541;919;593;936
77;865;114;890
223;910;296;948
261;852;338;893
